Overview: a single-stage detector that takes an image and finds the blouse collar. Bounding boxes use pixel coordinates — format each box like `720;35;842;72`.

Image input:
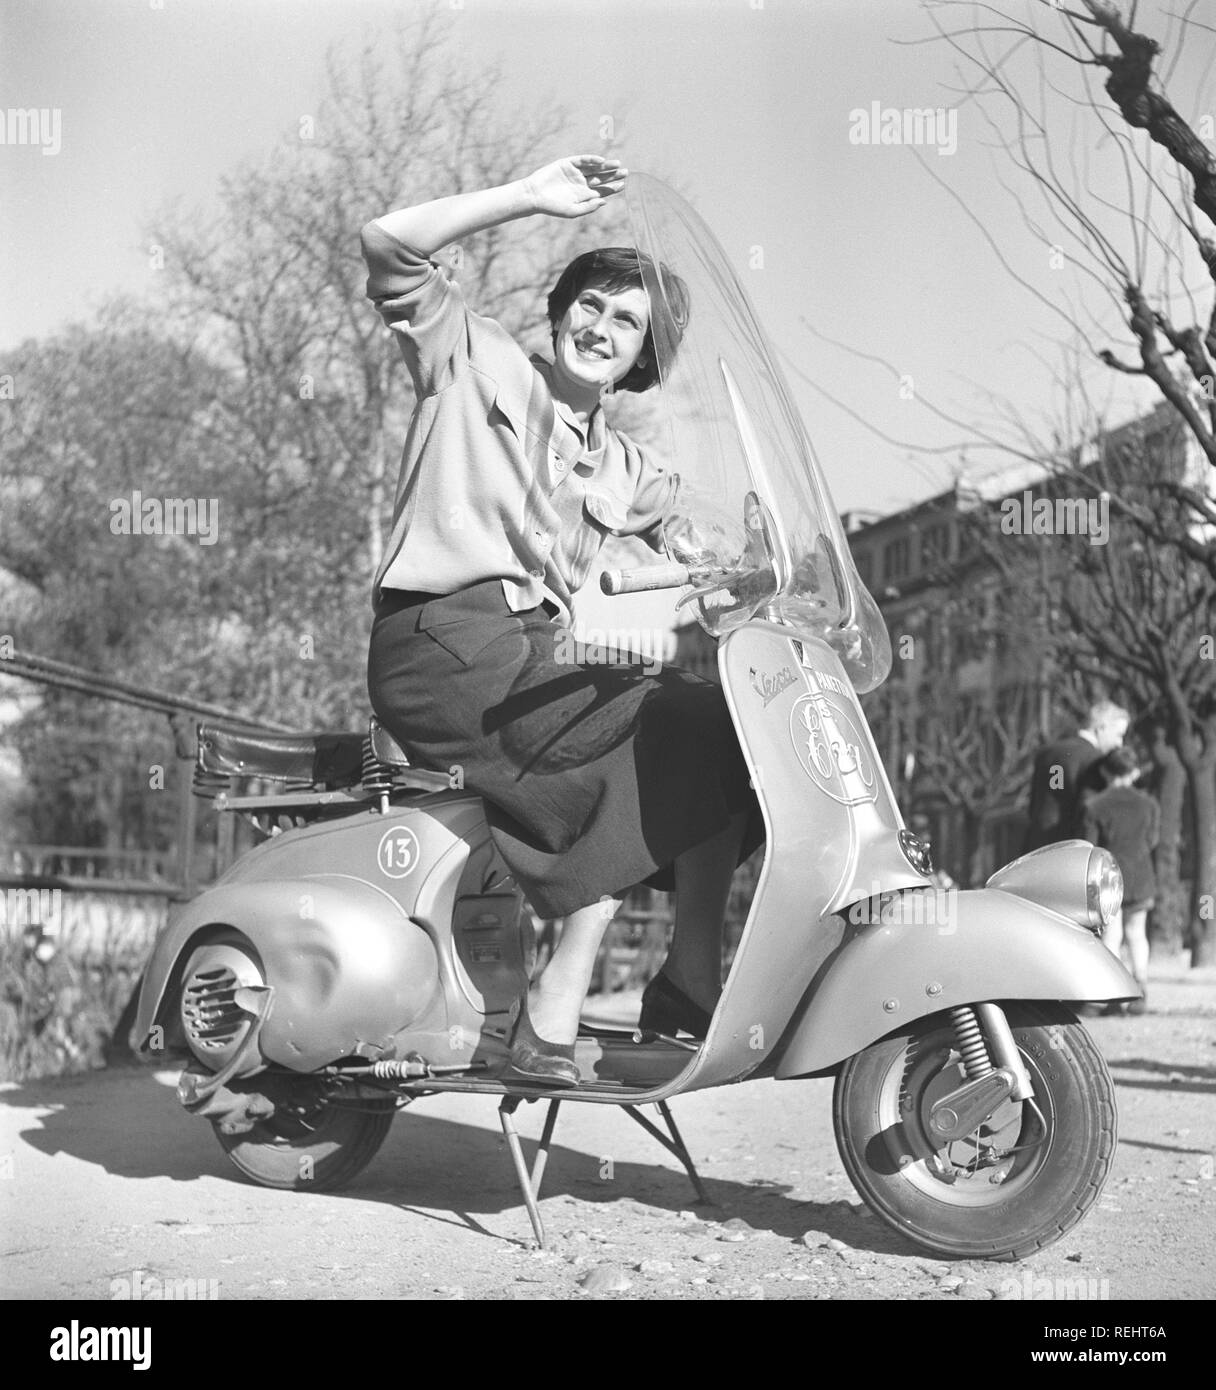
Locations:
530;354;606;454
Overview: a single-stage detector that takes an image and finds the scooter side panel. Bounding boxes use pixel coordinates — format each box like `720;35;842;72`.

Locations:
133;793;521;1070
133;879;441;1069
674;623;931;1095
773;887;1139;1077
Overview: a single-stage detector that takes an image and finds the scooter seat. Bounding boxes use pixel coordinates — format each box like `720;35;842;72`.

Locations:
368;717;411;769
197;724;365;787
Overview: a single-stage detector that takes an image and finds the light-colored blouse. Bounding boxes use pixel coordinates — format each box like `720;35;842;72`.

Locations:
361;222;676;622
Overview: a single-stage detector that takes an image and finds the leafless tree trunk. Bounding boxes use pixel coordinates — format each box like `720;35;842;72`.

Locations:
918;0;1216;573
1147;721;1188;954
142;10;590;729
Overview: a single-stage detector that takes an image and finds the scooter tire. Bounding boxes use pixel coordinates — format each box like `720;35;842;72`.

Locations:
833;1001;1117;1262
214;1097;397;1193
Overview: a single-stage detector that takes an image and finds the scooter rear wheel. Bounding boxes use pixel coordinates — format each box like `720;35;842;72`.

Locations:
833;1002;1116;1261
214;1091;397;1193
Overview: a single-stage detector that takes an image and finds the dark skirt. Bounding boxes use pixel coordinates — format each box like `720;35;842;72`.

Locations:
367;580;764;918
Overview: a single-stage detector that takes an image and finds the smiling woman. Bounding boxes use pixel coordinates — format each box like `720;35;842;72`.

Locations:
361;155;761;1088
545;250;665;396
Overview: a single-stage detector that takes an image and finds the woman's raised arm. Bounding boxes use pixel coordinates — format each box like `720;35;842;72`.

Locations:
369;155;626;255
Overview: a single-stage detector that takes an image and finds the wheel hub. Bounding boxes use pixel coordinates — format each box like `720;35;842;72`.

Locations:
898;1039;1051;1202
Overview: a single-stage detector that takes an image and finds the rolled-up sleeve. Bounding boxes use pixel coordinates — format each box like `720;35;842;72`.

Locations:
617;444;679;554
360;222;468;397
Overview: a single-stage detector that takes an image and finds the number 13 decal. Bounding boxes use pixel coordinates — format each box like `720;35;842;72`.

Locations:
377;826;421;879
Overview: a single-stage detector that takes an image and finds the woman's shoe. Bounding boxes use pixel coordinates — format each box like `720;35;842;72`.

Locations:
502;993;580;1088
639;971;714;1038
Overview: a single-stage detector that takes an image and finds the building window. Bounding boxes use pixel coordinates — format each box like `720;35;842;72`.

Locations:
920;521;951;568
853;549;873;586
884;537;910;580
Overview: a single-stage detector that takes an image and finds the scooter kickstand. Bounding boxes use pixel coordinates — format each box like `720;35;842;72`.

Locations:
498;1096;563;1249
623;1101;713;1207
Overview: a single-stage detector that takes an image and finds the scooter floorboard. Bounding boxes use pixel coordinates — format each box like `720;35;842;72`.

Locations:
402;1076;676;1103
400;1035;700;1103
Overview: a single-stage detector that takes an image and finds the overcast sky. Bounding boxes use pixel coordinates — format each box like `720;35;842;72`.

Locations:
2;0;1207;535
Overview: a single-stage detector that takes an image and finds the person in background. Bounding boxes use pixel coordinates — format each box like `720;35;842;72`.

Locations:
1022;700;1129;853
1080;747;1158;1016
909;812;956;891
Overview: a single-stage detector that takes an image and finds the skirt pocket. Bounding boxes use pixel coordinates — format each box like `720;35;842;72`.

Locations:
419;612;522;667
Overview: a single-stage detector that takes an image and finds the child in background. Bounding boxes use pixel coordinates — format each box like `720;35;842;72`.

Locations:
1080;747;1159;1015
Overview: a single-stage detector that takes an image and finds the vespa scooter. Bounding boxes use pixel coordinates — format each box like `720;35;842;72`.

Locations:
133;174;1136;1261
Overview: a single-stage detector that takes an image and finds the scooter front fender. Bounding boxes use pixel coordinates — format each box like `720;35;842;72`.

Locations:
774;888;1137;1079
134;878;438;1070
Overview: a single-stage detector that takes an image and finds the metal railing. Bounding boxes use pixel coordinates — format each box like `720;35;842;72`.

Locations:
0;646;295;898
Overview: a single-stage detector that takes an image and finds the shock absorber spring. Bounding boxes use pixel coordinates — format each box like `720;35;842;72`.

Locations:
950;1005;994;1080
361;736;393;809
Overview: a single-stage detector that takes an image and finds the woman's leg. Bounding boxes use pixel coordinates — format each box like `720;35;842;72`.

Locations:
1123;908;1150;983
1102;908;1125;964
526;895;622;1043
664;810;749;1011
523;806;748;1043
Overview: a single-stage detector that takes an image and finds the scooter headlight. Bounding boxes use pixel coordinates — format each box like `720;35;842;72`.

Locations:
1085;848;1123;931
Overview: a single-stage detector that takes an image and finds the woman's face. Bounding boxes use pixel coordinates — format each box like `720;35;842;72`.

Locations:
552;281;651;395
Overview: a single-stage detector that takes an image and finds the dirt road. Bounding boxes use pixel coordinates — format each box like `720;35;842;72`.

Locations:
3;959;1213;1302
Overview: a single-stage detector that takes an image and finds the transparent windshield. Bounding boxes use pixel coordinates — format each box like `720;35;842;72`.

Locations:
626;174;891;692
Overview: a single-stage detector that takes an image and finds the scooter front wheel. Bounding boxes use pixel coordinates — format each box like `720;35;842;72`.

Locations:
214;1090;398;1193
833;1002;1116;1261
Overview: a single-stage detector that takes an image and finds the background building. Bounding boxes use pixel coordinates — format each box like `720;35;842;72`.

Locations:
675;404;1205;886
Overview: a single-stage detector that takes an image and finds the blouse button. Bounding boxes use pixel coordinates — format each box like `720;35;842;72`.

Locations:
553;456;566;472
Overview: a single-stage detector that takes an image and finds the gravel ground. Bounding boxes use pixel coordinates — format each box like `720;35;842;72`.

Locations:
2;957;1213;1302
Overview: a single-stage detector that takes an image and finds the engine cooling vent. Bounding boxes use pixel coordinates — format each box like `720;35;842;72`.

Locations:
177;938;265;1070
181;966;248;1054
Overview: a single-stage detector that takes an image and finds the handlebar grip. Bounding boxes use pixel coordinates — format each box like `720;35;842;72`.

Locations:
600;563;691;595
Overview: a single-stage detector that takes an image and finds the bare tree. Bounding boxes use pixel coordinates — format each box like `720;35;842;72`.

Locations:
911;0;1216;573
0;10;632;849
865;555;1046;884
143;10;598;729
0;303;236;850
801;2;1216;960
971;418;1216;960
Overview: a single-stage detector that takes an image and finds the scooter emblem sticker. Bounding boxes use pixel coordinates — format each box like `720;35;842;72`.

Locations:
790;682;877;806
376;825;421;879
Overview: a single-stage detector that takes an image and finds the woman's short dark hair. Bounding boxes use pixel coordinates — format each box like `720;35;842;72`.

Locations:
546;247;690;393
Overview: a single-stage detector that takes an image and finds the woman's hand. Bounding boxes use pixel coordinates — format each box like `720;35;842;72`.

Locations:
524;156;627;219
